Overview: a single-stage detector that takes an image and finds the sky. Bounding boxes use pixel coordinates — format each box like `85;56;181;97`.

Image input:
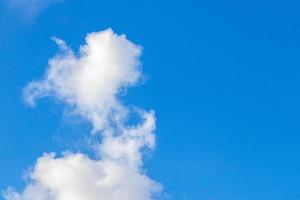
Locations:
0;0;300;199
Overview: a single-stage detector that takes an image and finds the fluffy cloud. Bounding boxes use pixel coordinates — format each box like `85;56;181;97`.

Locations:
24;28;141;132
3;29;161;200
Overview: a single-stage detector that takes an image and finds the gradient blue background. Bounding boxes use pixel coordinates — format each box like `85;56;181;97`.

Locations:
0;0;300;199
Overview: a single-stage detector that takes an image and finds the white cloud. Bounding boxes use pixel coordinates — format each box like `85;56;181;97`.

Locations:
24;28;142;132
3;29;162;200
5;0;60;19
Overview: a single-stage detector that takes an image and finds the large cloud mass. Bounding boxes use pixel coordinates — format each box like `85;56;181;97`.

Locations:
3;29;161;200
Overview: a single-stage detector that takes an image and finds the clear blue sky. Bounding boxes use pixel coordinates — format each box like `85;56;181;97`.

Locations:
0;0;300;199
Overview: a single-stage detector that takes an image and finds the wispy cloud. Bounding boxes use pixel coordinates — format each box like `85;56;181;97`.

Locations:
4;0;60;20
3;29;162;200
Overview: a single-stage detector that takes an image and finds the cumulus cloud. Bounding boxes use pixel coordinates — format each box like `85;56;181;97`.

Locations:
4;0;60;19
24;28;141;132
3;29;162;200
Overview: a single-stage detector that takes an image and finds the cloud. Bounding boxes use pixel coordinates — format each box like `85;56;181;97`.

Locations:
24;29;142;132
3;29;162;200
4;0;60;19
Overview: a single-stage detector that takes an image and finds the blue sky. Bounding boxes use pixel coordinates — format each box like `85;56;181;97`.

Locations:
0;0;300;199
